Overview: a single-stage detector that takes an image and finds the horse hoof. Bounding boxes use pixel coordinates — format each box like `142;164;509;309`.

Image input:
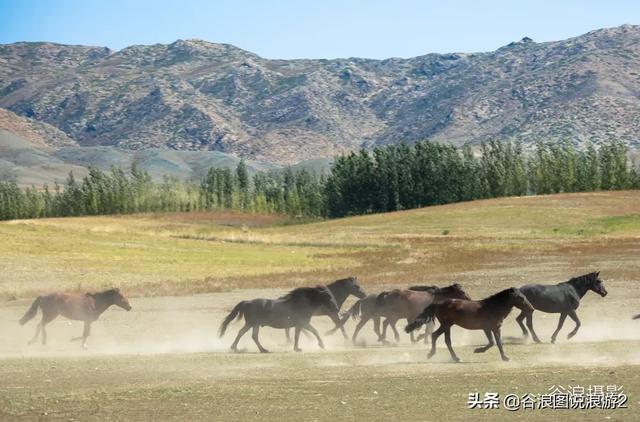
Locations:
452;357;461;363
473;348;485;353
533;338;542;344
427;353;435;360
502;356;510;362
294;348;302;352
318;344;325;350
260;349;270;353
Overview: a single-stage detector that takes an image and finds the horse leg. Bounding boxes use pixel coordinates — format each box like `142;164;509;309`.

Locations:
293;327;302;352
252;326;269;353
230;323;250;352
28;321;42;345
474;328;495;353
566;310;581;340
71;321;91;349
428;325;446;359
352;317;369;344
492;327;509;361
416;321;434;344
443;326;460;362
525;312;542;343
39;312;57;346
550;313;567;344
390;320;400;343
516;310;529;339
373;316;382;342
304;324;325;349
285;328;291;344
380;318;389;343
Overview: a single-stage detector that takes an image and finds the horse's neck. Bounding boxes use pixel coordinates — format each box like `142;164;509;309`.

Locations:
566;279;589;298
91;294;114;316
328;284;349;307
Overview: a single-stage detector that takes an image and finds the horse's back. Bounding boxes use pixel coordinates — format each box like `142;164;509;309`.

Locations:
519;284;577;313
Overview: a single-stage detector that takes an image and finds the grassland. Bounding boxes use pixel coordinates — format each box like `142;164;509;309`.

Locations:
1;191;639;300
1;191;640;421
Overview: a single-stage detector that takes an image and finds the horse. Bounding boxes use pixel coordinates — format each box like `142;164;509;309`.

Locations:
19;288;132;349
328;284;469;345
284;276;366;342
374;284;471;344
515;272;607;343
326;293;384;343
634;314;640;320
219;286;339;353
406;287;534;362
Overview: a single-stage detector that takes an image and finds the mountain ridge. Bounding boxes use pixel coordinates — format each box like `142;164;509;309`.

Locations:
1;24;639;164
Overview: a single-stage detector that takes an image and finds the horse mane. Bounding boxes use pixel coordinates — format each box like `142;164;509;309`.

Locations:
562;272;598;286
87;288;120;298
326;277;356;289
480;288;516;306
281;286;330;301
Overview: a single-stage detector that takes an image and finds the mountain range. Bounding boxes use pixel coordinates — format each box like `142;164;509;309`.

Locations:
1;24;639;184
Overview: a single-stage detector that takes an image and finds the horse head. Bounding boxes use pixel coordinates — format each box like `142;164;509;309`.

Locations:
109;288;132;311
346;277;367;299
588;271;608;297
508;287;534;313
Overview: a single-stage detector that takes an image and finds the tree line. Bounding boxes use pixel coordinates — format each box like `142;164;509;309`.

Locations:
0;140;638;221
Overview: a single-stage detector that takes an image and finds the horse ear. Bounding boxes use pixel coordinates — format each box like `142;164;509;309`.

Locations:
113;287;120;292
595;271;600;277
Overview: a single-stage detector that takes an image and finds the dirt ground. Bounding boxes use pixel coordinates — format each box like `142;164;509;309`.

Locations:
1;288;639;421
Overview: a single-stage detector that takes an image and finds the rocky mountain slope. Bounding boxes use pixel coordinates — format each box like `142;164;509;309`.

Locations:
1;25;639;164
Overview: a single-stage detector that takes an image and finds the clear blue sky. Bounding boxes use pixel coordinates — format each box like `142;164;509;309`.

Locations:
1;0;638;59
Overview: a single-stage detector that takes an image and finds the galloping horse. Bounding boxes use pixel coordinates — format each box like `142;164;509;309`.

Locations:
375;284;471;343
19;288;132;349
406;287;534;362
515;272;607;343
219;286;339;353
329;284;469;345
284;276;366;342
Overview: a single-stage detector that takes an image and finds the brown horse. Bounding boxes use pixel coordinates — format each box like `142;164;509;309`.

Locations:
406;287;533;362
329;284;470;345
19;288;132;349
375;284;471;344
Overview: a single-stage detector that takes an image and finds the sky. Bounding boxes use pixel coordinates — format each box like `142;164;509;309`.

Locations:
0;0;639;59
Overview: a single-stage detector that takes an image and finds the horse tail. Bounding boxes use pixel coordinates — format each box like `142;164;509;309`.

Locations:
218;301;246;337
346;298;364;321
19;296;41;325
405;304;435;333
633;314;640;320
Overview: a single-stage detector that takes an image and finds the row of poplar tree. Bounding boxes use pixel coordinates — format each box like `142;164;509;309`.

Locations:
0;139;638;221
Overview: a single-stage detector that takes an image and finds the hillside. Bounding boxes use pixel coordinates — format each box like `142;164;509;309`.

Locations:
1;25;640;164
1;190;638;299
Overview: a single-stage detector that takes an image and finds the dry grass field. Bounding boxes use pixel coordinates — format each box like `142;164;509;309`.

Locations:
1;191;640;421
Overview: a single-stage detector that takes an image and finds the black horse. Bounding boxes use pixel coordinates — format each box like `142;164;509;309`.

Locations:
284;276;366;342
515;272;608;344
219;286;339;353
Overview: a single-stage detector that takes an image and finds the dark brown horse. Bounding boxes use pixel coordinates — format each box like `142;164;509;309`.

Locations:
375;284;471;344
219;286;339;353
406;287;533;362
19;288;132;349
